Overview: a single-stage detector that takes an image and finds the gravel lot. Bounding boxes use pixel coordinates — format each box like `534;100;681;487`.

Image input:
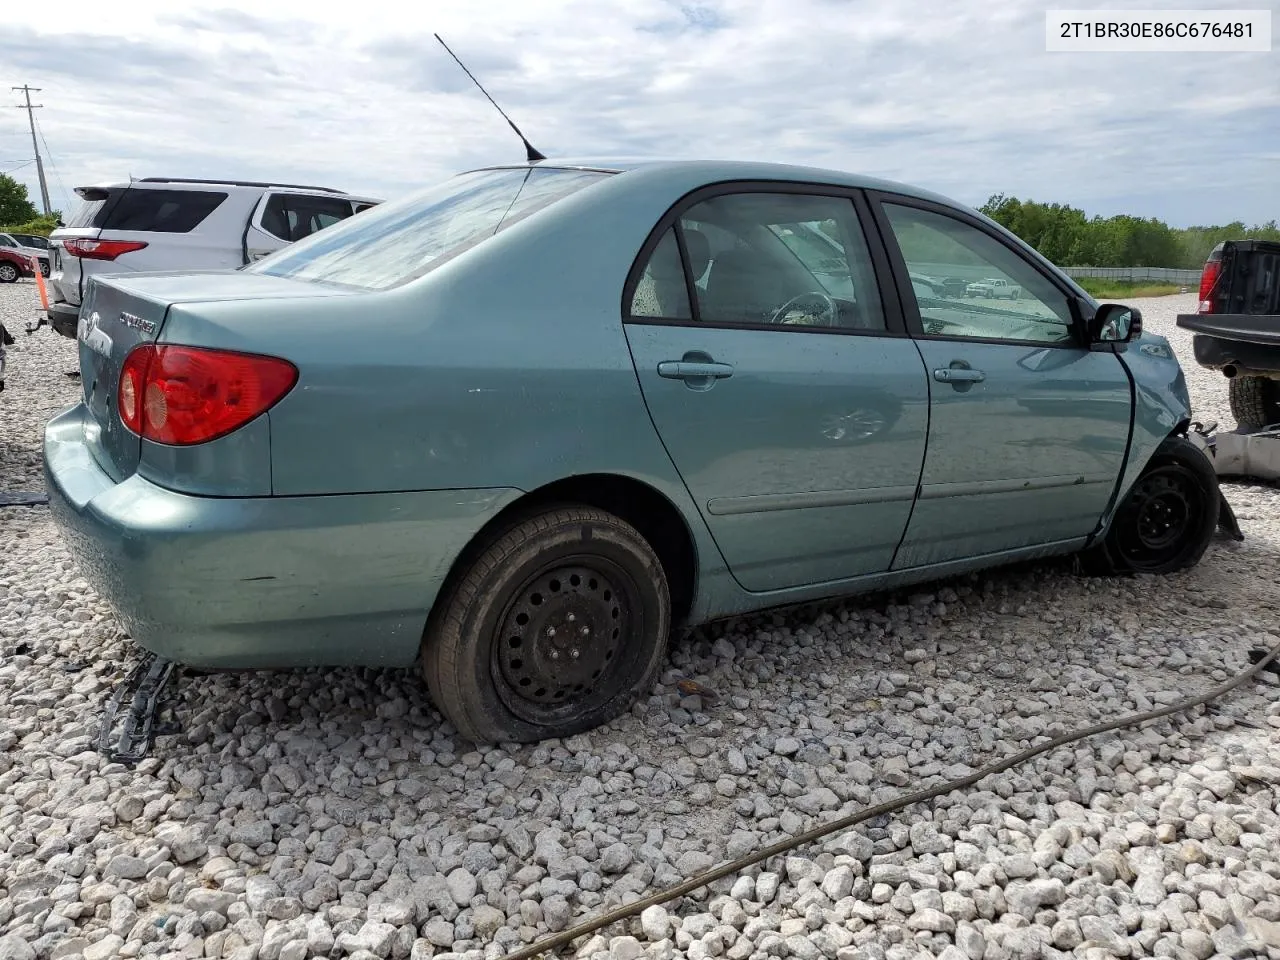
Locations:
1;283;1279;960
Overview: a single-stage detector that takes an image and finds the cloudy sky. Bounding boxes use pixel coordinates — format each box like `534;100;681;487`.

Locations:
1;0;1276;227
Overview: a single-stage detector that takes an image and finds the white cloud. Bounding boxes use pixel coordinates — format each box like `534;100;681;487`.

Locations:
1;0;1275;226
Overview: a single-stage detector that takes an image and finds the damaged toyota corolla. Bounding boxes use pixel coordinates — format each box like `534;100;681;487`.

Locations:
43;157;1237;744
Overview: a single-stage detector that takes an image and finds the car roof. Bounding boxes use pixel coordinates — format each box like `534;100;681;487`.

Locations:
465;156;971;211
73;179;375;199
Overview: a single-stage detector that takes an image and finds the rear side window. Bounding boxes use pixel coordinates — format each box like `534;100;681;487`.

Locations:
250;167;611;291
259;194;359;242
101;189;228;233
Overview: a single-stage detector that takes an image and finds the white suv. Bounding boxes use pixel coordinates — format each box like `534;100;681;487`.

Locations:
46;177;381;337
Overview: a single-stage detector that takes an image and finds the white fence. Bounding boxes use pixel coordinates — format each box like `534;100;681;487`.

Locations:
1060;266;1202;285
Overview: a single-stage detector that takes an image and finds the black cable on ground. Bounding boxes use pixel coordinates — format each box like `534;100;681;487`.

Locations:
501;638;1280;960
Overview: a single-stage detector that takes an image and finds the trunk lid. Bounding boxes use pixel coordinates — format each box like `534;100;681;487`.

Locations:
78;271;350;481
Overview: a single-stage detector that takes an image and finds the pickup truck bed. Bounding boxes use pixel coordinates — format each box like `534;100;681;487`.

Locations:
1177;239;1280;430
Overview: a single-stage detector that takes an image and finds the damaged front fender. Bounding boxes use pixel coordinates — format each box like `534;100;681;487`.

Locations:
1094;331;1193;538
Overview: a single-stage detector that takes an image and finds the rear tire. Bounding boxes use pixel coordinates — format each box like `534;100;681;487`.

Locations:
1082;436;1220;576
0;263;17;283
1229;375;1280;430
421;505;671;744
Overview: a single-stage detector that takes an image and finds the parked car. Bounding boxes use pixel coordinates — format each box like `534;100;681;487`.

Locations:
1177;239;1280;430
44;157;1231;745
0;247;35;283
9;232;50;250
0;232;49;277
44;178;381;338
966;277;1021;299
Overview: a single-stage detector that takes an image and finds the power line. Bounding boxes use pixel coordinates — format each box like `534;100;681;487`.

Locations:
11;85;51;215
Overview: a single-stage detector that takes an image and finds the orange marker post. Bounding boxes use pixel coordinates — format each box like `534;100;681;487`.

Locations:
33;259;49;312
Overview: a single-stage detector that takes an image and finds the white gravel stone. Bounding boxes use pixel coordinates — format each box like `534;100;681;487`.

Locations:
2;287;1280;960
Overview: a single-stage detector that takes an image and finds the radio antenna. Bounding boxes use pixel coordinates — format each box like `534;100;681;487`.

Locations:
434;33;546;163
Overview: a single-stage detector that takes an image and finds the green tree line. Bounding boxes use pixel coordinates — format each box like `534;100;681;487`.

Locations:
0;173;60;235
979;193;1280;270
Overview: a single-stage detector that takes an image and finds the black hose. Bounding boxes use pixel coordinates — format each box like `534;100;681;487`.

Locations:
501;638;1280;960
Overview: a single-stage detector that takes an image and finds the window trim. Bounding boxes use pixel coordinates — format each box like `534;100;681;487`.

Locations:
865;190;1090;350
622;179;907;338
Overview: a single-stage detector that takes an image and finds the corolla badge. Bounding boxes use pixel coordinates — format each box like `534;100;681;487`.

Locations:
77;311;113;358
119;312;155;335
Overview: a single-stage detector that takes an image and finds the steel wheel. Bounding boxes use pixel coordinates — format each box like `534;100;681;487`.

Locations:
493;559;639;725
1112;466;1203;569
1085;436;1221;576
422;505;670;743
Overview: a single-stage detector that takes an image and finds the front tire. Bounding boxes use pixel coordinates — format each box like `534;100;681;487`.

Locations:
0;263;17;283
421;505;671;744
1083;436;1220;575
1229;376;1280;430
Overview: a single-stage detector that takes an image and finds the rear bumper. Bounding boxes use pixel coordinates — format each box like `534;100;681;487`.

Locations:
44;403;521;669
1188;331;1280;379
47;300;81;339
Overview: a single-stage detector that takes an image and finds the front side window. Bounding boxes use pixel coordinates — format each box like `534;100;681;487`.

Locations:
250;167;610;291
678;192;884;330
882;203;1075;345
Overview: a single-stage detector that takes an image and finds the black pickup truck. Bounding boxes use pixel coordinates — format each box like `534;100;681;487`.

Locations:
1177;239;1280;430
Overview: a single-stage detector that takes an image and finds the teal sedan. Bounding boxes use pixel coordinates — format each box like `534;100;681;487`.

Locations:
44;158;1230;744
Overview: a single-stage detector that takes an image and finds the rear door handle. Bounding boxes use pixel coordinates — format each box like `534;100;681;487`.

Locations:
933;367;985;383
658;361;734;380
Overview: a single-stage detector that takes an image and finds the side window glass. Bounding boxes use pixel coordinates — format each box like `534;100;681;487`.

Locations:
260;194;291;241
629;227;692;320
882;203;1074;344
678;192;885;331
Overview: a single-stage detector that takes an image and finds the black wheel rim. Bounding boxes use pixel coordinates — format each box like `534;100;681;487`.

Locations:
1113;464;1204;570
491;557;640;727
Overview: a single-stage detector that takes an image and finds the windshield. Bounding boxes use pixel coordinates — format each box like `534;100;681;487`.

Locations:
248;167;612;291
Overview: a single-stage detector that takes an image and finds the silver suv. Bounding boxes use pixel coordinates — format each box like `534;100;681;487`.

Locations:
46;177;380;337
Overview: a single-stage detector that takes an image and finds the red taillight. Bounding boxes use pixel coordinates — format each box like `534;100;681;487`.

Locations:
63;238;149;261
117;344;298;446
1197;256;1222;314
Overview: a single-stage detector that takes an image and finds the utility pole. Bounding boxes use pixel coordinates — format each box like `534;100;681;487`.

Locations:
12;85;51;216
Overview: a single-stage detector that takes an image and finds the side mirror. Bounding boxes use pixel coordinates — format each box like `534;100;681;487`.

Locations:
1088;303;1142;344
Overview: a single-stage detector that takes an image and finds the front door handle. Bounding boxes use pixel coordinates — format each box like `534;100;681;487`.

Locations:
933;366;985;383
658;361;734;381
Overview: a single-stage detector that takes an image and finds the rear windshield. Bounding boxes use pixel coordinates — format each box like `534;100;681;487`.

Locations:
103;189;227;233
63;187;228;233
248;167;611;291
65;189;117;229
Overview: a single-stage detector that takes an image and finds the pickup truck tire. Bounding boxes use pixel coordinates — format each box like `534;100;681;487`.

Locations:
1228;376;1280;430
1081;436;1220;576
